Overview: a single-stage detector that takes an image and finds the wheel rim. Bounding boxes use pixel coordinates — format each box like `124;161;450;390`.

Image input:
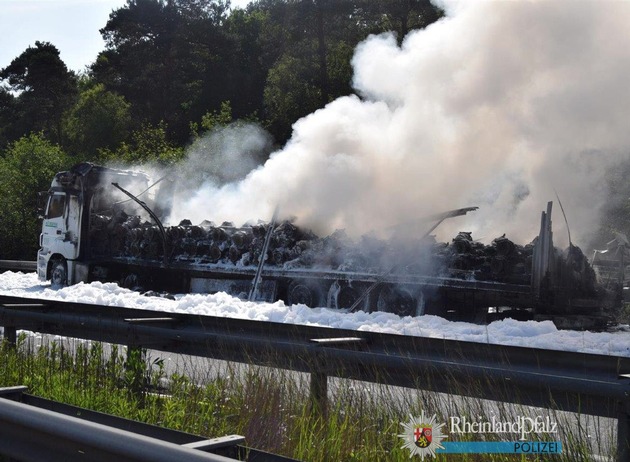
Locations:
51;261;67;287
287;280;325;307
289;283;315;306
123;274;141;291
377;286;423;317
328;281;362;310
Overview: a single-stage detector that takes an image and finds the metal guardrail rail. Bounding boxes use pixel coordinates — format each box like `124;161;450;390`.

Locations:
0;386;294;462
0;294;629;460
0;260;37;272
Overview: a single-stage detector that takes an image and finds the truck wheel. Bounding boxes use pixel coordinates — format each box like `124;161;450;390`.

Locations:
50;258;68;289
377;286;424;317
122;273;144;292
327;281;364;310
286;280;326;308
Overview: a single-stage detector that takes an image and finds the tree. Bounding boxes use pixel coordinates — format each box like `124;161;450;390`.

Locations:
93;0;180;132
0;87;20;148
93;0;233;143
0;42;77;144
355;0;443;43
63;83;132;159
263;53;322;141
100;121;184;166
90;0;445;145
222;8;274;121
190;100;234;136
0;133;70;259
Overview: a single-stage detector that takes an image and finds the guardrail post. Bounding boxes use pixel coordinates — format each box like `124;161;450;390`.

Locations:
618;374;630;462
308;337;365;416
310;370;328;415
2;326;17;349
619;408;629;462
125;346;147;400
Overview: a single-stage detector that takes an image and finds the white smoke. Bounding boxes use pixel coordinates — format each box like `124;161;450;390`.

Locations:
175;123;272;188
169;0;630;246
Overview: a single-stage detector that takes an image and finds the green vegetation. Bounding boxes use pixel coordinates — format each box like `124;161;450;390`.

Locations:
0;134;70;259
0;0;443;148
0;335;616;461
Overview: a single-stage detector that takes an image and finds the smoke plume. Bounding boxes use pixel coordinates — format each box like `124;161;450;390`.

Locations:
169;0;630;247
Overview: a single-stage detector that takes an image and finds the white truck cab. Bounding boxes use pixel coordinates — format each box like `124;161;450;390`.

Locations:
37;163;150;288
38;179;83;287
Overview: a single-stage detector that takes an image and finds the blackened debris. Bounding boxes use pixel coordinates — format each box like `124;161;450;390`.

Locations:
89;211;595;289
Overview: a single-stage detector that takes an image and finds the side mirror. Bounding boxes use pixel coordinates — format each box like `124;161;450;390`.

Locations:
37;191;48;219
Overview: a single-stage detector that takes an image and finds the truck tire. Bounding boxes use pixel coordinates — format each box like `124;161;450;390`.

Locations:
122;273;144;292
286;280;326;308
50;258;68;289
327;281;364;310
377;285;424;317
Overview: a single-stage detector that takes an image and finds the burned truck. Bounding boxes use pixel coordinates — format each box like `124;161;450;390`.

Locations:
37;163;621;328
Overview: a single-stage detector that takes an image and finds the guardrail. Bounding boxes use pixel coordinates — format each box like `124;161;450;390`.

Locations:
0;386;293;462
0;260;36;273
0;294;629;460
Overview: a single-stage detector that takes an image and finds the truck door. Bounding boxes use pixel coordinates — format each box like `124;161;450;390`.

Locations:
41;192;81;261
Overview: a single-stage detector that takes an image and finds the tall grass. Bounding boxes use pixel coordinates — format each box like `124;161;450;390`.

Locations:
0;334;618;461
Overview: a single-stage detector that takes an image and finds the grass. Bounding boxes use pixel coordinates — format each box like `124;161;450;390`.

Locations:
0;333;619;461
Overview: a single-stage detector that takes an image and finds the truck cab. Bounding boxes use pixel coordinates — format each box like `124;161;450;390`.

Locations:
38;177;83;287
37;163;151;287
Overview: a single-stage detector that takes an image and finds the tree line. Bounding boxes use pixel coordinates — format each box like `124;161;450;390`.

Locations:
0;0;442;259
1;0;443;152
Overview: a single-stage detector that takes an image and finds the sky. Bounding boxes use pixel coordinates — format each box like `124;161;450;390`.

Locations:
0;0;251;74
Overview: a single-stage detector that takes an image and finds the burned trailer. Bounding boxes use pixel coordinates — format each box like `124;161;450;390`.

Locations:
37;163;620;328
